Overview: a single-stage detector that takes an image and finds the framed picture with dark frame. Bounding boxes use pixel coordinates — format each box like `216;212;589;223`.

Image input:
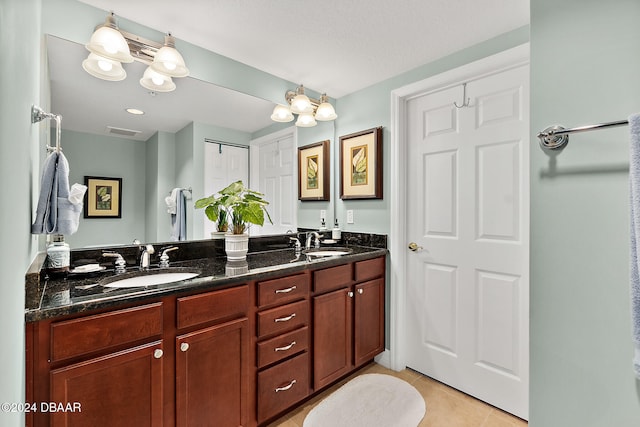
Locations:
84;176;122;218
340;127;383;199
298;140;330;201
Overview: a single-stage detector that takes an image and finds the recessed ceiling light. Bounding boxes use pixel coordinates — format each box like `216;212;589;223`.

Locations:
126;108;145;115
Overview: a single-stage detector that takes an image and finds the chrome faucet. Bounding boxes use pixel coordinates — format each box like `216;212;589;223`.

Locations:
159;246;178;268
102;251;126;274
289;236;302;254
139;244;155;270
305;232;321;250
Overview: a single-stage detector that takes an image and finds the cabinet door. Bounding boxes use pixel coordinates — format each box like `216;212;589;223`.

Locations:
50;341;164;427
313;287;352;389
176;317;249;427
354;278;385;367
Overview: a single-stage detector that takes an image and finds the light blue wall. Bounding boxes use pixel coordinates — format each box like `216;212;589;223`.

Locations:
62;129;147;248
530;0;640;425
145;131;176;242
0;1;41;425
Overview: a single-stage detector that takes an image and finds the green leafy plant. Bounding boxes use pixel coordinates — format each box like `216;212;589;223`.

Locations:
195;180;272;235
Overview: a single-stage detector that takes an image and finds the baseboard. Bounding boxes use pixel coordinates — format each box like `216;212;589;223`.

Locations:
374;349;392;369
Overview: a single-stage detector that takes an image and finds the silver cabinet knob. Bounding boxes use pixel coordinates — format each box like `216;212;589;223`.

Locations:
348;291;354;298
154;349;163;359
180;342;189;352
358;288;364;294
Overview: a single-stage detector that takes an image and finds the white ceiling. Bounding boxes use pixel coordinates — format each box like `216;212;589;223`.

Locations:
53;1;529;141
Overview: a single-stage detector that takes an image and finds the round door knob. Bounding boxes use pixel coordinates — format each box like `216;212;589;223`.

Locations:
180;343;189;352
408;242;423;252
154;349;163;359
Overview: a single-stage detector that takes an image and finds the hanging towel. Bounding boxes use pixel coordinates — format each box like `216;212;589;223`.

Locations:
31;151;83;235
165;188;179;214
628;112;640;378
170;189;187;241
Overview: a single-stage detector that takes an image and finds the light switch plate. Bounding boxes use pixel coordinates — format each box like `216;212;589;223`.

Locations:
346;210;354;224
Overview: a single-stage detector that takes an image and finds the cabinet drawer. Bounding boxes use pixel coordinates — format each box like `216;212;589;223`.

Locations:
355;256;385;282
257;326;309;369
257;300;309;338
257;352;309;423
313;263;353;293
177;285;249;329
50;302;163;363
258;273;309;308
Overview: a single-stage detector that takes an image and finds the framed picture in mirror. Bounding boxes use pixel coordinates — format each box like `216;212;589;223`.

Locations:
84;176;122;218
340;127;383;199
298;140;330;201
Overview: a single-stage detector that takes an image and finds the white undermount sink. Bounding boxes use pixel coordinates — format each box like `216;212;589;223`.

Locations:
103;272;199;288
302;247;353;257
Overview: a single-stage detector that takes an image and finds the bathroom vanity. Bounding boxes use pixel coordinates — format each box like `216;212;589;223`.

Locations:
24;237;386;427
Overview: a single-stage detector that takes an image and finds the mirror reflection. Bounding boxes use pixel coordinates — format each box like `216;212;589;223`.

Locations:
46;35;286;248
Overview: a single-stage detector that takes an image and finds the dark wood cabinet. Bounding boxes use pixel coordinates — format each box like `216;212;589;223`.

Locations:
176;317;249;427
312;287;353;389
354;278;385;367
312;257;386;390
49;341;164;427
27;254;385;427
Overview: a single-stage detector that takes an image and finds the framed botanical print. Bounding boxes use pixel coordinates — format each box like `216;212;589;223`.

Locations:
84;176;122;218
340;127;383;199
298;140;330;201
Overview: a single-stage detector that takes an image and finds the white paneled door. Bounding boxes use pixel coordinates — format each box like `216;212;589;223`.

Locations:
203;143;249;237
404;64;529;418
251;133;296;235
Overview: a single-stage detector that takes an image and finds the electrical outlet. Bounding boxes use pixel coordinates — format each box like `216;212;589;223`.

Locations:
346;210;354;224
320;210;326;221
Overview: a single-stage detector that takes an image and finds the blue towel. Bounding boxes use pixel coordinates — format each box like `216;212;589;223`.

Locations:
170;189;187;241
628;113;640;378
31;151;82;235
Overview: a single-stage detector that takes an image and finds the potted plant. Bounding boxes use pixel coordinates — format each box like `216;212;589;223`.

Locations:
195;180;272;260
209;209;228;239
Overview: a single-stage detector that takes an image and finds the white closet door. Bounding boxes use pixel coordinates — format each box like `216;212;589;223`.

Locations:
251;132;296;236
203;143;249;237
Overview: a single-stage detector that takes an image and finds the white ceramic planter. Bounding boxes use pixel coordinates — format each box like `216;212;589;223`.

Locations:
210;231;226;240
225;233;249;260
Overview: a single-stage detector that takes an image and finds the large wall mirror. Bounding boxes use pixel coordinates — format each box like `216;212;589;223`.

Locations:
46;34;288;248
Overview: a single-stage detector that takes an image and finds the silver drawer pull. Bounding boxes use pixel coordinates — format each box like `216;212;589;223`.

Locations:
154;349;163;359
275;379;297;393
275;313;296;323
275;341;297;352
275;285;297;294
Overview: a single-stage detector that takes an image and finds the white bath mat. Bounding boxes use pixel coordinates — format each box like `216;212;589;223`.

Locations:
303;373;426;427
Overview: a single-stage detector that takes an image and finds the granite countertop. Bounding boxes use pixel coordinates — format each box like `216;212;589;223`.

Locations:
25;245;387;323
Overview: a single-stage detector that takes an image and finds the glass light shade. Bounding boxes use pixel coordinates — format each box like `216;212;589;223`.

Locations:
295;112;317;127
315;102;337;121
140;66;176;92
290;93;313;114
86;25;133;63
270;104;294;122
149;34;189;78
82;53;126;81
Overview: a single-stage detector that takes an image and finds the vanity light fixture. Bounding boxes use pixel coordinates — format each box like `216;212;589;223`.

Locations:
270;85;338;127
83;12;189;93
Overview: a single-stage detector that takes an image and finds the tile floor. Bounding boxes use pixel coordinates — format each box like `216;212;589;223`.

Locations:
266;362;528;427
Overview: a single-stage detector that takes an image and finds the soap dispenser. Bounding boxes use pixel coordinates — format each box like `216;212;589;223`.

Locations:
332;219;342;241
319;218;328;231
46;234;70;275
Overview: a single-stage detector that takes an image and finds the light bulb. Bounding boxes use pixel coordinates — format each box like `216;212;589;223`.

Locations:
152;75;165;86
163;61;177;71
98;59;113;72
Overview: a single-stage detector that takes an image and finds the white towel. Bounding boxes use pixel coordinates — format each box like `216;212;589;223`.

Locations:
628;112;640;378
165;188;179;214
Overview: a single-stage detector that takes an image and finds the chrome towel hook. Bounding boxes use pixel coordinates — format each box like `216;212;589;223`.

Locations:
454;83;471;109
